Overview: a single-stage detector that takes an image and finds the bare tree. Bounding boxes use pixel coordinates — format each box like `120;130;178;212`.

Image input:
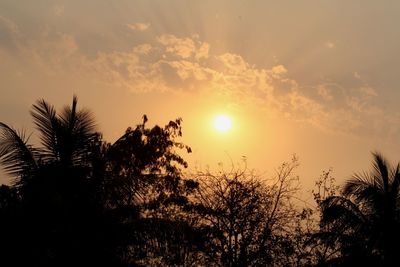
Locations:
192;156;301;267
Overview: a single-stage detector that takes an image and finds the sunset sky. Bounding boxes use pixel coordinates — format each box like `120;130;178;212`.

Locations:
1;0;400;192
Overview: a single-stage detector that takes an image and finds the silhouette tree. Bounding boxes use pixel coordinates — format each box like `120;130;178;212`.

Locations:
0;96;199;266
104;116;192;208
8;96;400;266
0;184;23;265
306;169;357;266
0;96;120;266
102;116;200;265
192;157;301;267
0;96;96;180
319;152;400;266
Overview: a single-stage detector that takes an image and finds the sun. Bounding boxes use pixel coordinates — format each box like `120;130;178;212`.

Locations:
213;114;232;133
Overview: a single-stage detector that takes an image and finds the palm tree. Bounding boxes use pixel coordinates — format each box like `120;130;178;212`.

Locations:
320;152;400;266
0;96;99;206
0;96;104;266
0;122;38;183
31;96;96;166
0;96;96;184
0;98;195;266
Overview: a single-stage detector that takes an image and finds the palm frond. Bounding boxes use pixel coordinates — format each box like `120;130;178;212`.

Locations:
0;122;38;179
320;196;366;236
59;95;78;131
75;109;96;138
30;99;60;161
390;163;400;195
371;152;390;192
59;96;97;165
344;175;383;208
344;173;375;196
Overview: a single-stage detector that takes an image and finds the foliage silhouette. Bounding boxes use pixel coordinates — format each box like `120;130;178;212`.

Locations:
2;97;400;267
102;116;199;265
0;97;123;266
318;152;400;267
191;157;302;267
0;97;197;266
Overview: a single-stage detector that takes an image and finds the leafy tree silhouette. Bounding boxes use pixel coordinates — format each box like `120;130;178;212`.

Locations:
0;97;198;266
102;116;200;266
319;152;400;267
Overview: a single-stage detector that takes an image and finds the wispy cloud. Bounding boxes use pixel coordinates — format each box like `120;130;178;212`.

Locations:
1;24;398;140
325;41;335;49
53;5;65;17
0;15;21;51
317;85;333;101
0;16;19;35
157;34;209;60
126;22;150;32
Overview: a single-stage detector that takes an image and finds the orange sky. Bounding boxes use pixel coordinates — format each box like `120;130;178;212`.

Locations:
1;1;400;193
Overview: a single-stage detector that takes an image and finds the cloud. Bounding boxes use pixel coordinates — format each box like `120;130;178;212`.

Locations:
359;86;378;97
20;33;80;73
354;71;361;79
53;5;65;17
2;30;398;140
157;34;209;60
132;43;152;55
0;16;21;51
218;53;249;74
325;41;335;49
271;65;287;76
0;16;19;35
317;85;333;101
346;87;378;113
126;23;150;32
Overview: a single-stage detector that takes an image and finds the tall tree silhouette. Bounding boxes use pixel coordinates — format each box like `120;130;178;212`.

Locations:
0;96;118;266
320;152;400;266
31;96;96;166
103;116;200;265
0;97;198;266
0;96;96;184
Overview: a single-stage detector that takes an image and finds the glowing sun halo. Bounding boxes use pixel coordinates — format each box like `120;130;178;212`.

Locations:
213;115;232;133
